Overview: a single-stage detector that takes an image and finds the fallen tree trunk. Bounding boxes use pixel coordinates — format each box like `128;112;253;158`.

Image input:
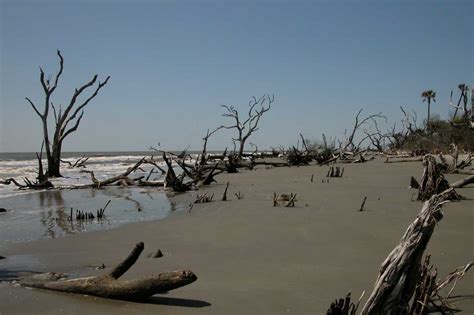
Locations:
253;160;289;167
20;242;197;301
81;158;145;188
450;175;474;188
361;188;460;314
384;156;423;164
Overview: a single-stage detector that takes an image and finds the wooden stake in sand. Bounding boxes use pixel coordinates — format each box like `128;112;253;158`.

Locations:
20;242;196;301
359;196;368;211
285;193;297;207
222;182;230;201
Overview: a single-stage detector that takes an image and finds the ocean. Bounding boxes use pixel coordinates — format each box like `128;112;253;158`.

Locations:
0;151;195;248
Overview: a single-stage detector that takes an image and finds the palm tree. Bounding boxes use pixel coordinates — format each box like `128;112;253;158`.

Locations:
421;90;436;132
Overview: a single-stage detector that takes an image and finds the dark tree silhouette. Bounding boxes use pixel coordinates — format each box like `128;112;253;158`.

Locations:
218;94;274;159
26;50;110;177
421;90;436;132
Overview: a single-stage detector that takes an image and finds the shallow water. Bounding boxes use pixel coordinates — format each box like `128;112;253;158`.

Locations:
0;186;184;250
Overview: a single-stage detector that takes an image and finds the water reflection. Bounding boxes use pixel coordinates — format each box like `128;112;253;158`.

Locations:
37;190;73;238
2;187;174;245
124;193;144;212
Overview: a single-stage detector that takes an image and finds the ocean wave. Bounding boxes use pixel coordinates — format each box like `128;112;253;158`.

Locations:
0;153;191;199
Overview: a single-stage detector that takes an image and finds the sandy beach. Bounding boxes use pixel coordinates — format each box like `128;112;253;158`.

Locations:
1;158;472;314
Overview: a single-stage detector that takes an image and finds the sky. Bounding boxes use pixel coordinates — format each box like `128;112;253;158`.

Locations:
0;0;472;152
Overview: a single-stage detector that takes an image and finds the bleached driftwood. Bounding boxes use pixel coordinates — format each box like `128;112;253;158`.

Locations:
360;189;461;314
20;242;197;301
450;175;474;188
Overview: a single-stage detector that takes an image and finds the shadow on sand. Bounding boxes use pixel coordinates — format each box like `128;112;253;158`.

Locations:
147;296;211;308
0;268;211;309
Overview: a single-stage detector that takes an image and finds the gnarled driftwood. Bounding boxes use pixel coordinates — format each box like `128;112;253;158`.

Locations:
361;188;461;314
20;242;197;301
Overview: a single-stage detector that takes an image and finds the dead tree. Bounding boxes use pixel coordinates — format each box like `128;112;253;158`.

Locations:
287;146;312;166
61;156;89;168
400;106;420;134
385;122;410;151
417;155;453;201
19;242;197;301
449;84;469;123
363;118;388;152
361;188;463;314
218;94;274;159
162;153;192;192
179;129;224;185
343;108;385;153
26;50;110;177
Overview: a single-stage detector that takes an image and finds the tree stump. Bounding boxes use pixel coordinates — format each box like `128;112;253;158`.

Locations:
416;155;451;201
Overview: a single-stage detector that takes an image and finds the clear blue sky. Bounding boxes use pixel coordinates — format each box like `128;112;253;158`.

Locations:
1;0;472;152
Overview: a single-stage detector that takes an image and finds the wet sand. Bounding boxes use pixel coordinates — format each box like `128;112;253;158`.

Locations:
1;158;473;314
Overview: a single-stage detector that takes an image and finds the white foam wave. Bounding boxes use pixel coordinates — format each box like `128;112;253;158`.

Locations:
0;155;188;199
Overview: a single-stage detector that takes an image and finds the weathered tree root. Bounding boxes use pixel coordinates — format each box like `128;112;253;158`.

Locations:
327;291;365;315
20;242;197;301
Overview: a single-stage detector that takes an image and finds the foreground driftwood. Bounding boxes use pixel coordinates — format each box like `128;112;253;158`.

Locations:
360;188;466;314
20;242;197;301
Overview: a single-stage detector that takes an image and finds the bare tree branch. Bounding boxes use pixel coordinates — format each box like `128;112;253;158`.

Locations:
219;94;274;158
25;50;110;177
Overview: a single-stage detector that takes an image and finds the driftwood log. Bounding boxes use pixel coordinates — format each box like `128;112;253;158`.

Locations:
450;175;474;188
360;188;461;314
20;242;197;301
384;156;423;164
